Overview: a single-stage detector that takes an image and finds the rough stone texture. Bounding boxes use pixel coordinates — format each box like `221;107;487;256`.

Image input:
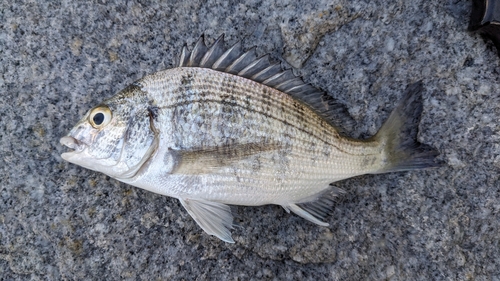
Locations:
1;0;499;280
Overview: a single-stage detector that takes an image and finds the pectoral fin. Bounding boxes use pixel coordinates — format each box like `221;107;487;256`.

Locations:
172;143;280;175
179;198;235;243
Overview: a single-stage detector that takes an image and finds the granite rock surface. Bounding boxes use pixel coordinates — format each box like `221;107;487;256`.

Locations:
1;0;499;280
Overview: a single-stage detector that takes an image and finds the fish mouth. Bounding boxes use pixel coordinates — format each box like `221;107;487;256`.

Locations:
60;136;86;158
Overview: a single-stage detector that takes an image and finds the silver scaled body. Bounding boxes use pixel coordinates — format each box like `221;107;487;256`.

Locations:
61;36;439;242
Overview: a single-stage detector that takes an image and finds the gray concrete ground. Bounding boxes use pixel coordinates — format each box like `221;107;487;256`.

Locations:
1;0;499;280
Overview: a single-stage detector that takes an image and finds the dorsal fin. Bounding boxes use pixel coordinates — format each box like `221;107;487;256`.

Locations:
188;35;208;67
176;35;355;133
200;34;225;68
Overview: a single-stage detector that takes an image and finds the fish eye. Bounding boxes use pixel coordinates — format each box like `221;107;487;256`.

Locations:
89;105;112;129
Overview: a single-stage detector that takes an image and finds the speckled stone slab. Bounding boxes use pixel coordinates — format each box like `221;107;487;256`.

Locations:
1;1;499;280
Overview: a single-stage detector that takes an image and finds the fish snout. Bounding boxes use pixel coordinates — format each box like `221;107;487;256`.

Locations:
60;136;85;154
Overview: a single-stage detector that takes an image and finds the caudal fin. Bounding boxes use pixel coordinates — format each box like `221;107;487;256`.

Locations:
374;81;441;172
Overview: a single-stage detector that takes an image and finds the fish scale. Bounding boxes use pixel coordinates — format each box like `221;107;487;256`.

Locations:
142;67;378;174
60;35;440;242
138;68;376;192
144;68;342;150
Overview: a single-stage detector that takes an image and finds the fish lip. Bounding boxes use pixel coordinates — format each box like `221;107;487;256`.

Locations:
60;136;85;154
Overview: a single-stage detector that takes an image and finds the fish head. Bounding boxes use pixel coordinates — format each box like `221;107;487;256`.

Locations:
60;85;158;179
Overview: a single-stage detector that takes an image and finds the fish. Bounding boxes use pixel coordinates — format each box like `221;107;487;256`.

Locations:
60;35;440;243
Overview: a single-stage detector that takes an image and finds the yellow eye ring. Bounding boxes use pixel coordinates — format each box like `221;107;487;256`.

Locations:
89;105;112;129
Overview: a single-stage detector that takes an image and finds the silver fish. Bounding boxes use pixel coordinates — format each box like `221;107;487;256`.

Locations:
60;35;440;242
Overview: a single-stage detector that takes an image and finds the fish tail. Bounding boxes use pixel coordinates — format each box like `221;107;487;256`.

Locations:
374;81;441;172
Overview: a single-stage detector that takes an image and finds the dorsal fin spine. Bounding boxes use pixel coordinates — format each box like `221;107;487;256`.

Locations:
251;63;281;82
286;85;304;93
262;71;287;85
212;41;242;70
188;35;208;67
238;55;270;77
275;77;304;91
200;34;225;68
225;47;256;73
178;45;190;67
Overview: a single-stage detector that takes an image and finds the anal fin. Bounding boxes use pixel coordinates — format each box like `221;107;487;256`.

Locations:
286;187;345;226
179;198;234;243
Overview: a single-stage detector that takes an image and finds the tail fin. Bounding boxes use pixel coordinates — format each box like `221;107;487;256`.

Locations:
374;81;441;172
